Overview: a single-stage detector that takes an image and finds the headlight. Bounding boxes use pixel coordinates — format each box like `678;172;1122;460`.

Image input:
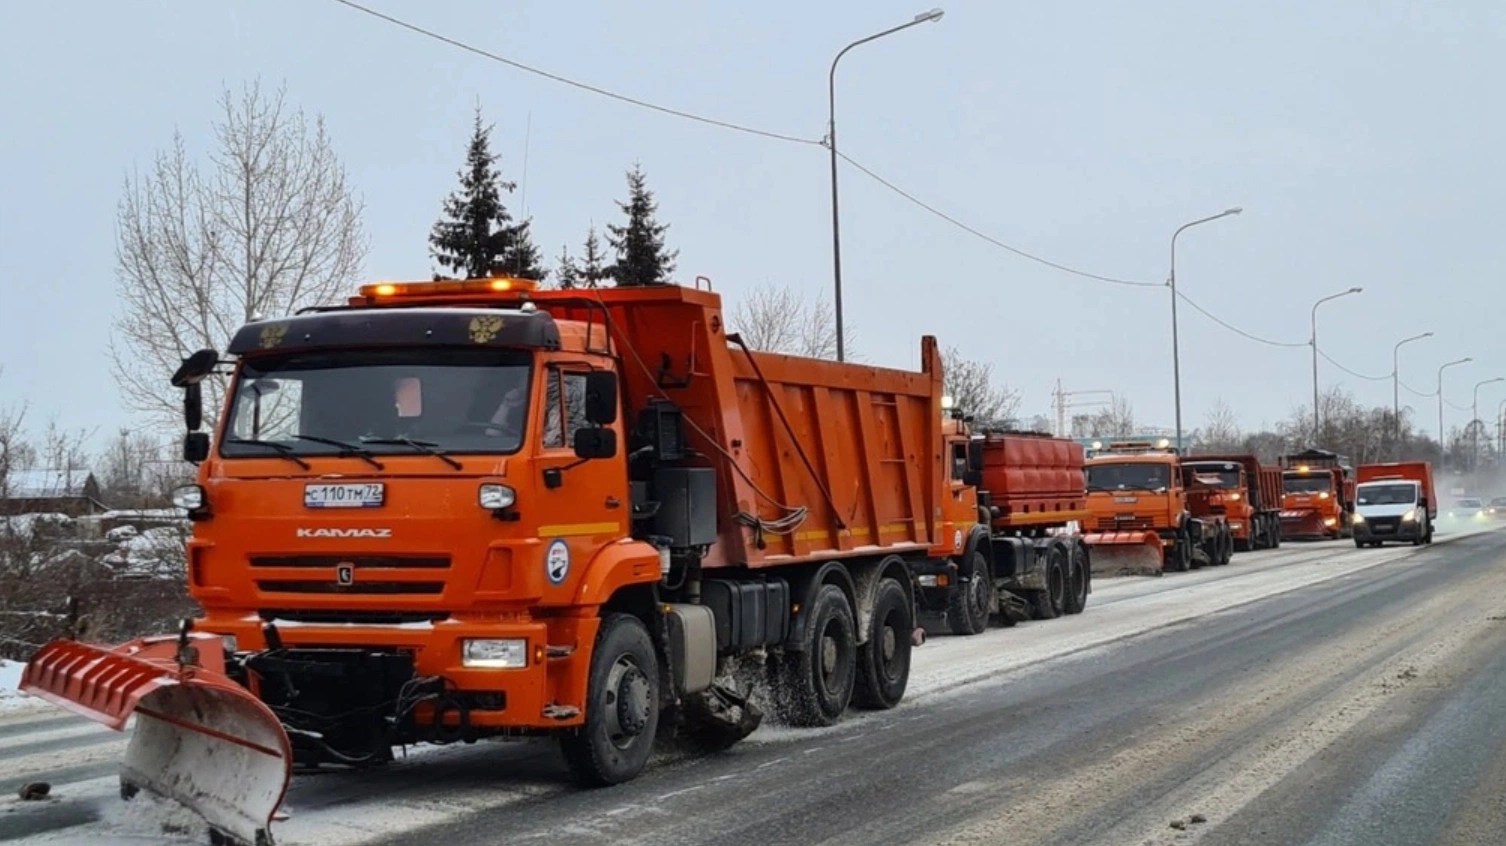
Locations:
1324;517;1338;527
1229;493;1241;501
479;484;516;510
1319;492;1331;500
1352;513;1365;523
462;638;528;668
1401;509;1416;522
172;484;206;510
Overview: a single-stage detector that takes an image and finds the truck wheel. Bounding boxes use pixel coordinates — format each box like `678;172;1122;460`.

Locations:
1169;533;1191;572
853;578;912;710
560;614;660;786
1063;544;1089;615
1221;528;1234;565
1031;548;1067;620
771;584;857;726
946;551;993;636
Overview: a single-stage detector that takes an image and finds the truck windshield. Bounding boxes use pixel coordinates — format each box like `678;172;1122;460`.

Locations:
221;348;533;457
1356;483;1416;506
1184;464;1240;488
1283;475;1331;494
1087;463;1170;492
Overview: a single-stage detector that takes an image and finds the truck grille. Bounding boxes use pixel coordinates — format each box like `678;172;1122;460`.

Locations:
250;555;450;570
255;581;445;595
258;609;449;626
1096;515;1154;531
250;555;452;600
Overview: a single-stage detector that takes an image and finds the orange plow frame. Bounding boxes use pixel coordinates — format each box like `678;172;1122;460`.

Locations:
21;630;292;846
1082;530;1166;577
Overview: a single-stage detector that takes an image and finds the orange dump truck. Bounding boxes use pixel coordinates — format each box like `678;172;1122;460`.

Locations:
1082;441;1232;575
917;429;1090;633
1279;449;1355;539
1184;454;1285;551
22;279;982;845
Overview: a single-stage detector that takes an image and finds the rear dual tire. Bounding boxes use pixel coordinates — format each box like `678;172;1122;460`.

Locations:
772;584;858;726
853;578;912;711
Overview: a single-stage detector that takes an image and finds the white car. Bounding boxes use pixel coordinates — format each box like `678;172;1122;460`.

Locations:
1448;497;1485;520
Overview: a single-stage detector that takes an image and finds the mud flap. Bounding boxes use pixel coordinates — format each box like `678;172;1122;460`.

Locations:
22;635;292;846
1082;531;1165;577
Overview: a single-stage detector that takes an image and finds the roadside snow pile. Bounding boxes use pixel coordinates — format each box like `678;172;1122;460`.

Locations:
2;512;73;540
0;658;33;712
102;526;188;578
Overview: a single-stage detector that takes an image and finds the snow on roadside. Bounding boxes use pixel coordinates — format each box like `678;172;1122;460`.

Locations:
0;657;36;713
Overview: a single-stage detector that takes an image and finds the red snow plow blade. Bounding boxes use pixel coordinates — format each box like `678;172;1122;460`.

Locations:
1083;531;1165;576
1279;509;1332;539
21;629;292;846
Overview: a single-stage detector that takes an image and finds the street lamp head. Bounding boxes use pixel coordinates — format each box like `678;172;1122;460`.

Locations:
915;8;945;22
1225;207;1243;216
1423;331;1434;338
1347;286;1363;293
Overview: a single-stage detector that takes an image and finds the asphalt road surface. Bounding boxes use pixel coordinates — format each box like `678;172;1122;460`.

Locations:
5;525;1506;846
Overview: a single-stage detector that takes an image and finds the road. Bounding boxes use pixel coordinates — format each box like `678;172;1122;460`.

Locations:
4;524;1506;845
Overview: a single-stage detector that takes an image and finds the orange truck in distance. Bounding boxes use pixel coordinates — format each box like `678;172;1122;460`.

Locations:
1183;454;1285;551
1351;461;1436;547
1082;441;1232;575
22;278;987;845
1279;449;1355;539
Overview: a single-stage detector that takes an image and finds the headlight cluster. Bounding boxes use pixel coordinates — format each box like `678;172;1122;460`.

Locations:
479;484;516;510
172;484;207;511
1401;509;1417;522
462;638;528;668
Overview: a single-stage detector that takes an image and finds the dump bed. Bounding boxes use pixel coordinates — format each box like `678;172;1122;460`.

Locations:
1190;453;1284;511
977;431;1087;528
533;284;950;570
1357;461;1437;518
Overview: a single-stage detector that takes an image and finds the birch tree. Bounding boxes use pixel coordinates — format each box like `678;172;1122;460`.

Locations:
110;81;367;428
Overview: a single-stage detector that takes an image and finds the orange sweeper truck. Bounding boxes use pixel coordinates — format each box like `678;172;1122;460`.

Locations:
21;278;988;845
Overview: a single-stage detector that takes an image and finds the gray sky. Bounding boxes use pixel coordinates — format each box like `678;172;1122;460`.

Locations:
1;0;1502;448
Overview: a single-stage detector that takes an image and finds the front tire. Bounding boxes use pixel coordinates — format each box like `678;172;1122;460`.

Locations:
560;614;661;786
946;551;994;636
771;584;858;726
853;577;912;710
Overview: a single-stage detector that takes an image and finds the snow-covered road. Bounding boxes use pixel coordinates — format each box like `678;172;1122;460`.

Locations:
0;525;1497;845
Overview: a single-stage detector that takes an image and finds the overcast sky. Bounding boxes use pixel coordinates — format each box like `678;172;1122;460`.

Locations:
1;0;1502;448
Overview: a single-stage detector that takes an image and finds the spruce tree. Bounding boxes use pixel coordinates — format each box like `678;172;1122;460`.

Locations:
605;163;677;287
555;244;581;290
580;224;607;288
429;108;546;281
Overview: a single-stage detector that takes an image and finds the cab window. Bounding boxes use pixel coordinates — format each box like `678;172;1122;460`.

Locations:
951;443;968;482
542;369;589;448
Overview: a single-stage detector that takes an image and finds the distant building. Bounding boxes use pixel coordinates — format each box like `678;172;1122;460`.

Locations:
0;469;108;516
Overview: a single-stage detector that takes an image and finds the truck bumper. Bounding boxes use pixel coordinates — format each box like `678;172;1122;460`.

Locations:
1353;520;1423;543
200;612;594;730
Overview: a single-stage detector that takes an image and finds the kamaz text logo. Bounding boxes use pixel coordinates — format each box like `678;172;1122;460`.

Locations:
296;528;392;539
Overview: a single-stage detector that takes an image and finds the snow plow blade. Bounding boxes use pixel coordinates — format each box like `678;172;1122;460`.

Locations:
21;630;292;846
1083;531;1165;577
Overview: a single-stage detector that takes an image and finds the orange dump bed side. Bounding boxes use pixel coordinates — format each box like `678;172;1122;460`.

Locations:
532;284;949;569
1356;461;1437;517
978;432;1087;526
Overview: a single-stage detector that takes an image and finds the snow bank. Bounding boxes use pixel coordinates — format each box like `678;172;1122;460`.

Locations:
0;658;37;713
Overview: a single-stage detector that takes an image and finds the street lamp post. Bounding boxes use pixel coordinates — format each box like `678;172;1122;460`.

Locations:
1309;287;1363;441
1497;397;1506;458
828;8;944;363
1437;357;1471;469
1392;331;1432;456
1472;377;1504;470
1168;207;1242;449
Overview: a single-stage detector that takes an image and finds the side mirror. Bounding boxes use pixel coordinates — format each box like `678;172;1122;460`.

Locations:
171;349;220;388
184;431;211;463
963;439;985;487
584;371;618;425
184;383;204;432
573;427;618;460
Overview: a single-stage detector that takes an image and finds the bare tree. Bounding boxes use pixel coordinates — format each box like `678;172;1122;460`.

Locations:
111;80;367;428
942;346;1021;425
1072;395;1138;438
1196;398;1243;452
727;282;849;360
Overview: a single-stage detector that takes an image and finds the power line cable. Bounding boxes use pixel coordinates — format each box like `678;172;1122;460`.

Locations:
1175;292;1308;348
329;0;821;146
1317;349;1390;381
835;151;1161;288
1399;379;1437;397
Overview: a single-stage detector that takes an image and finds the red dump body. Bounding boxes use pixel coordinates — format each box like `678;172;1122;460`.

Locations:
1356;461;1437;519
538;285;972;569
977;432;1088;529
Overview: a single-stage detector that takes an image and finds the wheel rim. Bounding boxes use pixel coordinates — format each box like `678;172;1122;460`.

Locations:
603;654;651;750
875;604;906;684
969;572;992;620
816;612;854;699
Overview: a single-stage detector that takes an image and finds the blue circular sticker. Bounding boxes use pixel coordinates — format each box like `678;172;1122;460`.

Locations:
545;539;571;585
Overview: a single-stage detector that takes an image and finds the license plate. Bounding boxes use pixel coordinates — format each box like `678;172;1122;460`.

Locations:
1115;496;1139;504
304;483;384;509
1374;525;1394;533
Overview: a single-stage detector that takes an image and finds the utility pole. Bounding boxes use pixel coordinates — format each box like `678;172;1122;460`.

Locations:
1052;380;1113;437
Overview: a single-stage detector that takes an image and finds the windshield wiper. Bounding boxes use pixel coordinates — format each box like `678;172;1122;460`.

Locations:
293;435;386;470
222;438;312;470
360;436;463;471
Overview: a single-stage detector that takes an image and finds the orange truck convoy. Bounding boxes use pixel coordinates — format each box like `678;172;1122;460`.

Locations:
1351;461;1437;546
1184;454;1285;551
1081;440;1233;575
21;278;1099;845
1278;449;1356;539
16;278;1442;843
